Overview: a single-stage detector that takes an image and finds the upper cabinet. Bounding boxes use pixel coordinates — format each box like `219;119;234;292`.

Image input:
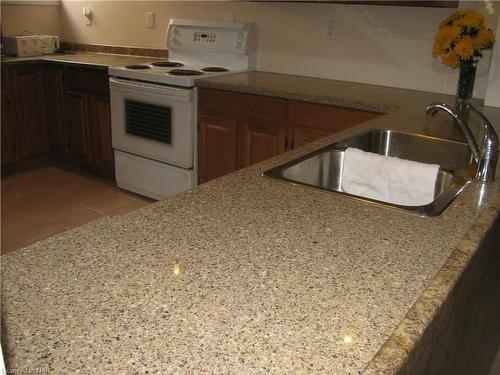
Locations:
247;1;458;7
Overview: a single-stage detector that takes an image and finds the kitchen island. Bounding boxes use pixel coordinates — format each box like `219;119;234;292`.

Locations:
2;73;499;374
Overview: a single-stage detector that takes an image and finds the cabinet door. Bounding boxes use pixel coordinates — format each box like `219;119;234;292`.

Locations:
64;91;89;163
241;121;287;167
86;95;114;178
293;126;332;149
1;67;20;166
198;114;238;184
292;101;380;148
12;66;50;158
43;67;68;159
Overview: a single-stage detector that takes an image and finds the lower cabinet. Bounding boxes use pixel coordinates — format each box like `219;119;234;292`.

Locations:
0;63;114;180
198;115;238;184
198;115;288;183
85;95;114;178
43;67;68;160
198;88;382;184
1;66;20;166
65;91;89;163
198;89;289;184
64;91;114;179
291;101;381;148
241;121;287;167
11;65;50;159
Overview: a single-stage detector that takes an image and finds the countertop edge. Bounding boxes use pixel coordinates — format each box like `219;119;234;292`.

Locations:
361;193;500;375
1;52;155;69
196;79;398;114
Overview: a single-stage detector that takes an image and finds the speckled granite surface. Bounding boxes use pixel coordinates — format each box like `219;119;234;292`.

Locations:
2;74;500;374
1;52;155;69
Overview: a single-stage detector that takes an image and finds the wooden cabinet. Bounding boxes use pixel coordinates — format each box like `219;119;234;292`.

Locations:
1;63;113;179
1;66;20;166
291;101;380;148
198;88;382;184
63;67;114;179
241;121;286;167
11;65;50;159
198;88;289;184
43;67;68;160
64;91;89;163
198;115;238;183
86;95;114;177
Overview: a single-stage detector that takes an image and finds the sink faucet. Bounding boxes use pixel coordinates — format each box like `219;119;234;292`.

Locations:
425;102;498;183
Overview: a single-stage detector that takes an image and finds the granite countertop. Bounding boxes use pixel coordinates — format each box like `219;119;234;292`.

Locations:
1;52;155;69
2;72;499;374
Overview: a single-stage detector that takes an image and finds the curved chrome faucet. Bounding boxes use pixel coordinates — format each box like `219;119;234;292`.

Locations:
425;102;498;183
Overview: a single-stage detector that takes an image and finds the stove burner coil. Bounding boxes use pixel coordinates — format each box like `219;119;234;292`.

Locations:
124;64;151;70
201;67;229;72
151;61;185;68
167;69;204;76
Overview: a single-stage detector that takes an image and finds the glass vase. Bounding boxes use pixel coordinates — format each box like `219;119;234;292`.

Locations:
455;60;477;117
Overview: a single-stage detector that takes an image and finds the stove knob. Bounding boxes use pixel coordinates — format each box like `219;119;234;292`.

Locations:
170;36;180;46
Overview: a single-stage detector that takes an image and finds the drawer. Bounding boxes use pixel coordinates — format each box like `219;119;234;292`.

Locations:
64;67;109;96
293;101;380;133
198;88;288;125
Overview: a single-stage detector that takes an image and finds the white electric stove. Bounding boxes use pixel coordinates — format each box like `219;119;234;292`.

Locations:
109;19;251;200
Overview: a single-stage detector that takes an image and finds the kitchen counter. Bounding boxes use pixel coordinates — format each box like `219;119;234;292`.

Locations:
2;73;499;374
1;52;155;69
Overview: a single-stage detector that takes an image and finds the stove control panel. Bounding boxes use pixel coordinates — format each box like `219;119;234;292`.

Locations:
167;19;251;54
194;32;216;44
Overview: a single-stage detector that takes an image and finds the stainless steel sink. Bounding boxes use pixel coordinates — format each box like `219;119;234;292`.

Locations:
263;129;475;217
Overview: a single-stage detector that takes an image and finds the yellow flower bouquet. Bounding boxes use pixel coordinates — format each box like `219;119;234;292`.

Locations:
433;8;495;68
433;8;495;107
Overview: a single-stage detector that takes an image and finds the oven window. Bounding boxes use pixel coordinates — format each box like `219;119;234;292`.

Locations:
125;100;172;144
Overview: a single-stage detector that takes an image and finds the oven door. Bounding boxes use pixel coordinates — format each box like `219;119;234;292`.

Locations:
110;77;194;169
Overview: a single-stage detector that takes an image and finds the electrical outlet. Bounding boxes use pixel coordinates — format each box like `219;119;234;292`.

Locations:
326;20;336;40
146;12;155;28
224;12;235;23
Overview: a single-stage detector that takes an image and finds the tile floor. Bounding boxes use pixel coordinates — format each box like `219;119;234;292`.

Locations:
1;166;153;255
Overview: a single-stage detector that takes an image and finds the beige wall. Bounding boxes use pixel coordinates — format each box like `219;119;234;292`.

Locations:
58;1;499;98
2;1;498;99
485;9;500;108
1;3;62;37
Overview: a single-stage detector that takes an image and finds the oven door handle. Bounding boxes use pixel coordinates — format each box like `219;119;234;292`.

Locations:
109;77;193;100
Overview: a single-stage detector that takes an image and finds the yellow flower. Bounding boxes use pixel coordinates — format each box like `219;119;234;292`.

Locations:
434;8;496;68
454;10;484;29
453;35;474;59
432;40;444;57
441;52;459;68
435;25;461;51
439;8;469;27
474;28;495;50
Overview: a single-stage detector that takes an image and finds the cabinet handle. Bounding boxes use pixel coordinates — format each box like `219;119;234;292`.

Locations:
284;137;288;150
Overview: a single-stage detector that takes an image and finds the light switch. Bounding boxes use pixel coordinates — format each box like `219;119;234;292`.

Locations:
146;12;155;28
83;7;92;26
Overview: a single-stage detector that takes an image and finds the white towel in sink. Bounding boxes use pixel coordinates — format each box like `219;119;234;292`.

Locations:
341;148;440;207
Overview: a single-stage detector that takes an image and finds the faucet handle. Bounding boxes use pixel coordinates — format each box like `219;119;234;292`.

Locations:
467;105;499;150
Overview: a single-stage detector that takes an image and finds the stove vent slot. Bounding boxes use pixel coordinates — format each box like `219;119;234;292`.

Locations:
125;100;172;144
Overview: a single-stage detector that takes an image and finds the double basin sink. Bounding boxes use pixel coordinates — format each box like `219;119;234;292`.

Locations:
264;129;475;217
